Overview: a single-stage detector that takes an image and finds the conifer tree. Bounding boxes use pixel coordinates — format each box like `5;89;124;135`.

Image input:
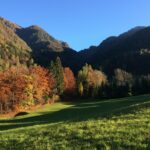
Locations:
50;57;64;95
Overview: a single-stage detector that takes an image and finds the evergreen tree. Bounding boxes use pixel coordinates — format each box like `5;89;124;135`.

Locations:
50;57;64;95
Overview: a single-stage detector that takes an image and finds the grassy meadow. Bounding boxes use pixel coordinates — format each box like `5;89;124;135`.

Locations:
0;94;150;149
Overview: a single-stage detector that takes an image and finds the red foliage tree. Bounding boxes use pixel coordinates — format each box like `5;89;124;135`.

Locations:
63;67;76;96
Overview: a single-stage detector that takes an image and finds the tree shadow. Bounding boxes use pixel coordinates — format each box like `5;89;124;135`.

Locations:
0;94;150;131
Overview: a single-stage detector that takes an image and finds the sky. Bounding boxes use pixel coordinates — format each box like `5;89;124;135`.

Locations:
0;0;150;51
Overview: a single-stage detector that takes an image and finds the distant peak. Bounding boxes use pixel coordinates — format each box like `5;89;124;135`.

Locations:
0;16;21;31
28;25;42;30
119;26;146;38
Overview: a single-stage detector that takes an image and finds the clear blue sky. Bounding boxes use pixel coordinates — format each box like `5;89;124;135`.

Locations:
1;0;150;51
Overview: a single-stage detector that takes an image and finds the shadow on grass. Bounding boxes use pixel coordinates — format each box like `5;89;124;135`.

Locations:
0;94;150;131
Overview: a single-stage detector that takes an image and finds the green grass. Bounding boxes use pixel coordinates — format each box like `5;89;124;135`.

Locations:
0;94;150;149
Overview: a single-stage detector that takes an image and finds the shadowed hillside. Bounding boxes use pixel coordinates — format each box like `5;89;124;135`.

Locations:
16;25;81;71
80;26;150;75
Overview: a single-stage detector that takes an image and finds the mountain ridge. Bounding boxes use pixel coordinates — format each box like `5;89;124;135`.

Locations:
0;16;150;75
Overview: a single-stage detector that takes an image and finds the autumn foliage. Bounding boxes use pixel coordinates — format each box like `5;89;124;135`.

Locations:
0;65;55;113
29;66;55;104
63;67;76;96
1;58;149;114
0;60;78;114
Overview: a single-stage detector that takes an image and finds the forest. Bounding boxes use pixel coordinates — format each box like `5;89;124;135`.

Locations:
0;56;149;114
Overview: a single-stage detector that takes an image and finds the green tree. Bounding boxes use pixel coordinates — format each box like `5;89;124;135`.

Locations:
50;57;64;95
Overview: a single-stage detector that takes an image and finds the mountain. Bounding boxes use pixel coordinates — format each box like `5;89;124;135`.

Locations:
0;17;150;76
119;26;145;39
79;27;145;58
80;26;150;75
16;25;69;52
0;17;21;31
0;17;31;69
0;17;80;72
16;25;80;72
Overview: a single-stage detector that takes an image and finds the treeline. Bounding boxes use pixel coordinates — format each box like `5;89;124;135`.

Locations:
0;57;150;113
0;57;76;113
77;65;150;99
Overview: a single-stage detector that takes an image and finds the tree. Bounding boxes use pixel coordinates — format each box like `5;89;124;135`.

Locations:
0;72;12;112
77;64;90;97
78;82;83;97
0;65;55;113
30;66;51;104
88;69;107;98
63;67;76;96
114;69;133;96
114;68;133;86
77;64;107;98
50;57;64;95
0;66;28;112
132;75;150;95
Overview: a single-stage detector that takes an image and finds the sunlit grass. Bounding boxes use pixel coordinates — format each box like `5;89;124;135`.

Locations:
0;94;150;149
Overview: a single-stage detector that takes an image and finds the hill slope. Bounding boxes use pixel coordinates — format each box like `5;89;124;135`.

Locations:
16;25;80;71
80;26;150;75
0;94;150;149
0;17;32;69
16;25;69;52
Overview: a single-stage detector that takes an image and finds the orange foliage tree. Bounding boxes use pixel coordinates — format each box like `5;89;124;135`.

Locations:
30;65;55;104
0;66;28;112
0;65;55;113
63;67;76;96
